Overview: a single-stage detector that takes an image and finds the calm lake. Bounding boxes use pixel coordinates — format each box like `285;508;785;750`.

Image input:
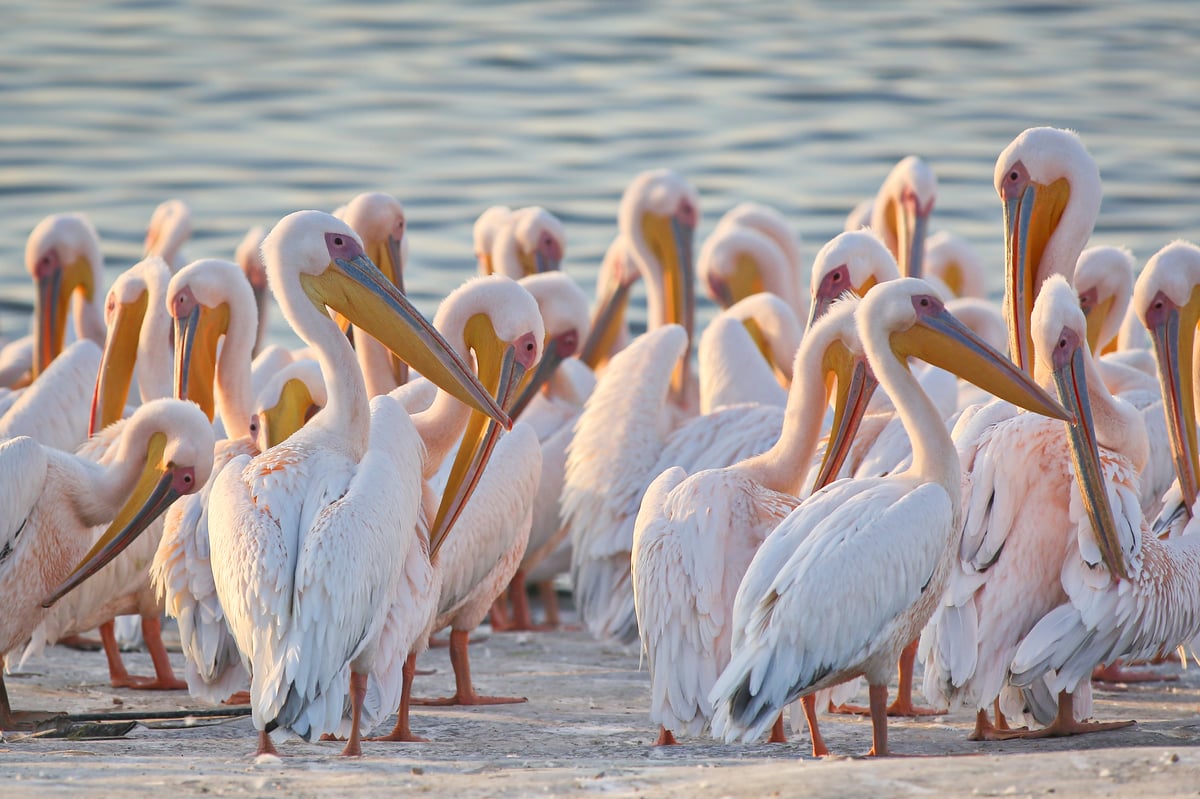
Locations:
4;0;1199;344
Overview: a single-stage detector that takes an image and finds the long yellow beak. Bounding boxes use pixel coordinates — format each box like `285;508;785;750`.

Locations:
892;299;1071;422
90;290;149;436
33;254;93;378
1003;177;1070;373
1079;288;1117;355
811;340;878;492
43;433;196;607
1145;286;1200;516
509;329;576;420
711;254;764;309
301;246;508;427
740;317;792;388
260;377;321;449
643;210;695;397
1050;326;1130;579
428;316;533;559
173;297;230;422
887;196;930;280
580;268;636;371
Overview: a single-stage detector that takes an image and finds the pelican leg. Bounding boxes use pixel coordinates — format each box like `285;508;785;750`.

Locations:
991;690;1134;739
828;641;944;717
99;620;137;688
799;695;828;756
368;654;428;742
768;713;787;744
507;570;536;632
865;683;890;756
967;708;1027;741
412;629;527;706
0;672;60;730
489;597;513;632
339;671;367;756
538;580;560;626
653;725;678;746
255;729;280;757
1092;660;1178;685
137;615;188;690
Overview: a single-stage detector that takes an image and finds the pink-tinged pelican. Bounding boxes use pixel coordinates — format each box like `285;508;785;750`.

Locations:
473;205;512;275
143;199;193;271
489;206;565;278
698;226;800;315
1;399;214;727
205;211;507;757
251;359;326;452
711;202;805;314
709;278;1068;756
633;297;875;751
698;292;800;414
869;156;937;280
805;230;899;331
925;230;987;300
578;236;638;373
150;258;260;704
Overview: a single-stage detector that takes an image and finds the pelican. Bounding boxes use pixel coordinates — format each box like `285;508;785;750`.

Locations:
204;211;507;757
698;292;800;414
150;258;260;704
473;205;512;275
711;202;805;313
18;256;180;690
489;206;566;278
633;297;875;750
143;198;193;271
252;359;326;452
2;399;214;727
235;225;270;356
869;155;937;279
805;230;899;331
698;225;802;314
578;235;638;373
339;192;410;396
925;230;987;299
708;278;1068;756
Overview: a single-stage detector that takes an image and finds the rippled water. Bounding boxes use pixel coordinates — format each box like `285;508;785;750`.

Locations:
4;0;1199;344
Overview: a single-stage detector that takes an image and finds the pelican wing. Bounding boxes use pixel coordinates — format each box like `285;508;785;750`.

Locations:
0;340;99;453
0;436;48;571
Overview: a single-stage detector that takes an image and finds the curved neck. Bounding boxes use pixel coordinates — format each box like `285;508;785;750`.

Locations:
411;388;471;481
75;294;106;347
58;418;154;527
356;333;399;397
214;309;258;442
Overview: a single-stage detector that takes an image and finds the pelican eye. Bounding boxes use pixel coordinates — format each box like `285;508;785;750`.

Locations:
333;236;344;246
182;473;193;485
1009;171;1019;182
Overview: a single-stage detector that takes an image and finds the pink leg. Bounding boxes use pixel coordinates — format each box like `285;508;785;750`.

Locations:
367;654;428;742
653;725;678;746
412;629;527;706
339;671;367;756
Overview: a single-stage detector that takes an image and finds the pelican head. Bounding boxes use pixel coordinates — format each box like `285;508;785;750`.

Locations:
43;398;216;607
995;127;1101;374
864;277;1069;423
870;155;937;279
473;205;513;275
505;206;566;277
90;256;173;435
341;192;410;382
143;198;193;267
428;276;544;557
807;230;899;331
1135;240;1200;514
1073;245;1135;356
619;168;700;396
579;235;639;371
251;358;326;451
26;213;103;378
509;271;591;419
1033;273;1130;579
698;225;791;311
713;202;804;308
262;210;508;427
924;230;986;299
168;259;257;423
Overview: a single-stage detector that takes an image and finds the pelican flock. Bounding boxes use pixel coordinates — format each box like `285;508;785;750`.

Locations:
4;125;1200;767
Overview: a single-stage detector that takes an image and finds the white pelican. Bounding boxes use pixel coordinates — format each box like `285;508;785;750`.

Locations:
235;225;270;356
473;205;512;275
489;206;566;278
3;399;214;726
633;297;874;750
920;275;1143;739
925;230;987;299
18;257;178;690
252;359;326;452
708;278;1068;756
805;230;899;331
711;201;805;313
698;292;800;414
205;211;507;757
150;258;260;704
869;155;937;280
143;198;193;271
1003;251;1200;734
698;226;800;315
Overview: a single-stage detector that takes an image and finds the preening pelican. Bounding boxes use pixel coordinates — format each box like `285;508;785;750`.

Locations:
709;278;1068;756
143;199;193;271
633;297;874;750
2;399;214;727
869;156;937;279
578;236;638;373
712;201;805;314
205;211;507;757
925;230;987;299
252;359;326;452
698;226;799;314
473;205;512;275
698;292;800;414
490;206;565;278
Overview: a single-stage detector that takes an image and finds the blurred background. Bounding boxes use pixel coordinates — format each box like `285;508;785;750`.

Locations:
3;0;1198;345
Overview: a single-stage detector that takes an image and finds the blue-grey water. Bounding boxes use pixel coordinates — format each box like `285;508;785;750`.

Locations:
4;0;1199;345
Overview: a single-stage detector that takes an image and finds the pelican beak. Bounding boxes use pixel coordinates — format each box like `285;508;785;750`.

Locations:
1079;287;1117;355
1050;326;1131;579
479;252;496;275
642;210;696;397
718;255;764;309
173;297;230;422
34;254;94;378
509;329;577;420
894;200;930;280
366;234;409;386
806;273;878;333
811;341;878;492
741;318;791;387
302;248;509;427
42;434;196;607
1145;287;1200;514
892;299;1071;422
90;290;149;436
428;318;534;558
260;377;320;449
580;267;637;371
1003;177;1070;373
941;260;965;298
